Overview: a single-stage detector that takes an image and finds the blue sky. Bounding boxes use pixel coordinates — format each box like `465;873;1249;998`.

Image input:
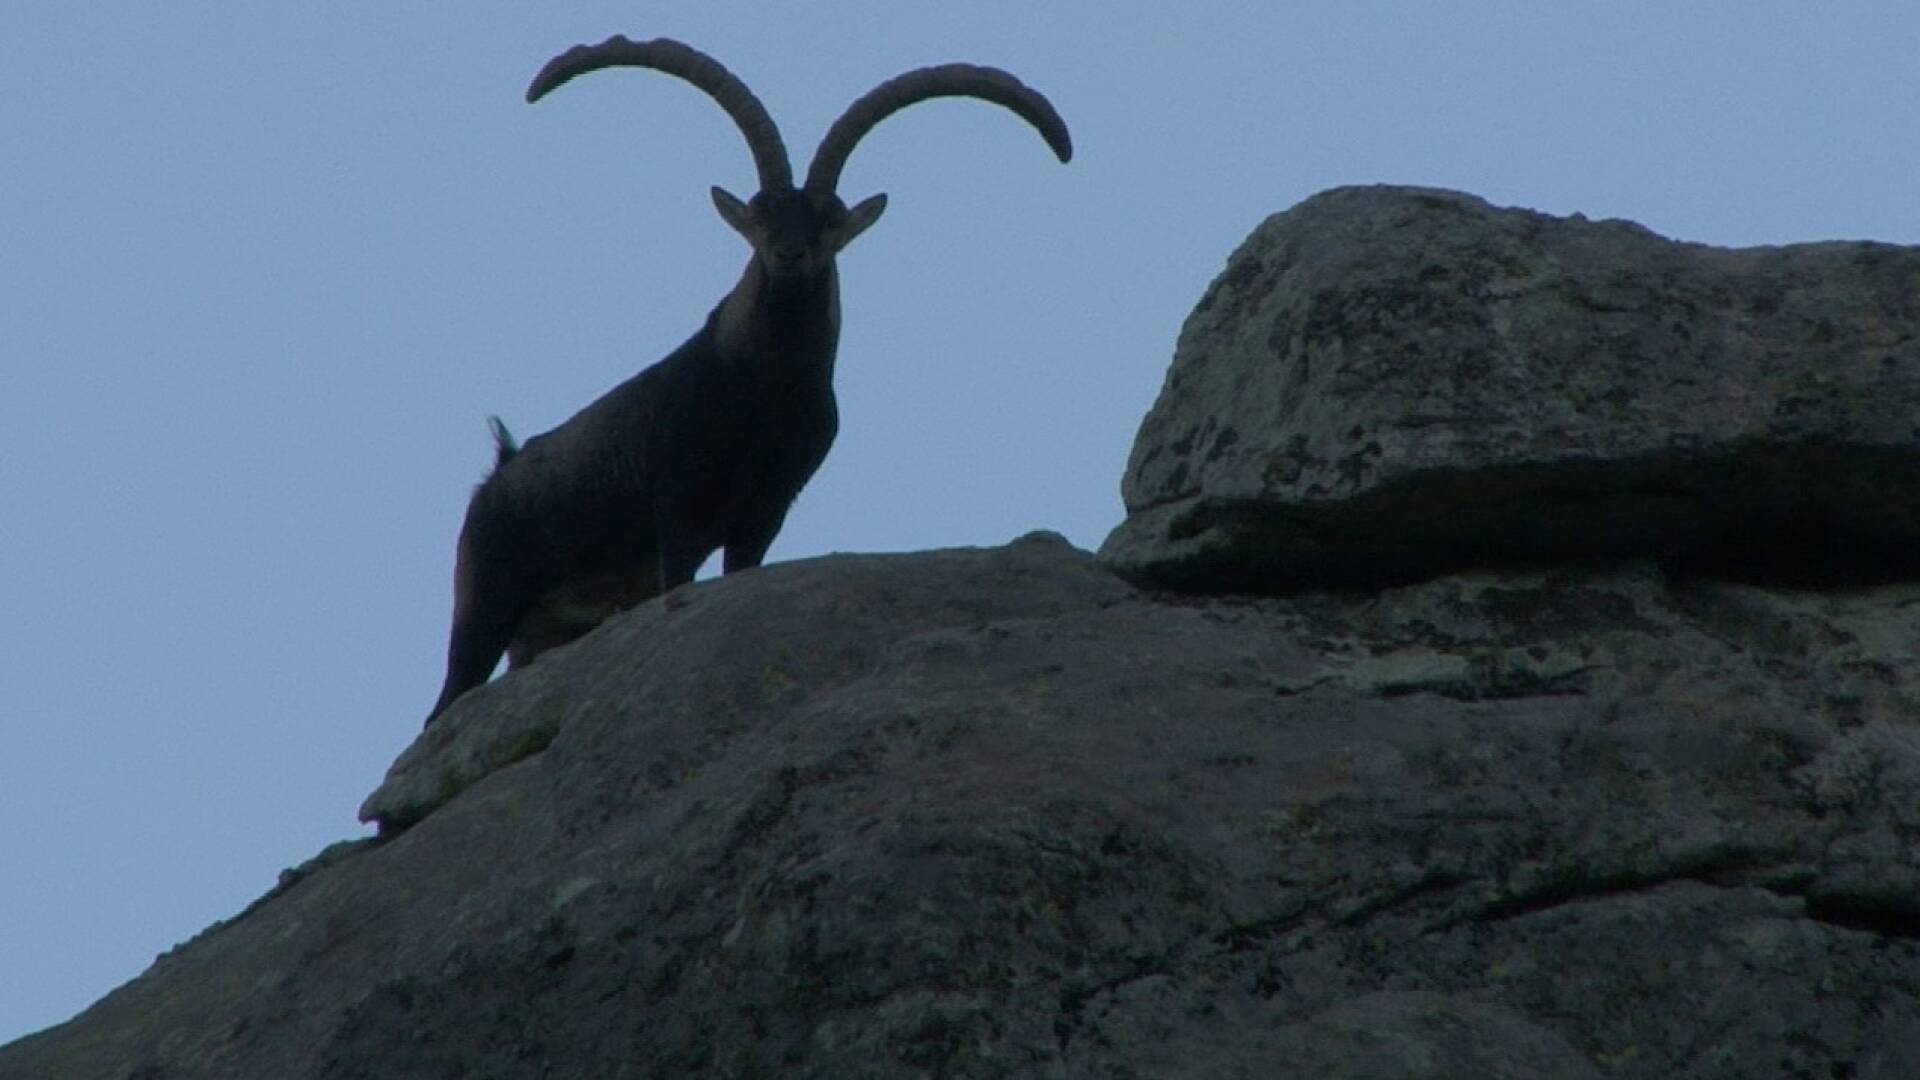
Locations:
4;4;1917;1043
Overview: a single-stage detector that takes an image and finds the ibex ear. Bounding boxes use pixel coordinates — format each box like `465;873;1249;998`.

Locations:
833;193;887;251
711;186;755;237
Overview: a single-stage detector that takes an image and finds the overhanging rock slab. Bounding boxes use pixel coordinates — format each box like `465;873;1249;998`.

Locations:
1101;185;1920;593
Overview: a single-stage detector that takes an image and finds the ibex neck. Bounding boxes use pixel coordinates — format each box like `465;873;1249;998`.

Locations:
712;261;842;370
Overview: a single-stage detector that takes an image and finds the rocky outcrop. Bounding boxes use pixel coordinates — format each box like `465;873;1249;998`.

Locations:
7;536;1918;1079
7;188;1918;1079
1101;185;1920;592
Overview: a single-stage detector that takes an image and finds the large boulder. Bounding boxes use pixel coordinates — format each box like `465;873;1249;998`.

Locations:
1101;186;1920;592
12;188;1920;1078
5;534;1918;1079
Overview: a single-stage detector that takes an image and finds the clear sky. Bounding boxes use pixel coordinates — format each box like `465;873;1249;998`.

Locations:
4;3;1917;1044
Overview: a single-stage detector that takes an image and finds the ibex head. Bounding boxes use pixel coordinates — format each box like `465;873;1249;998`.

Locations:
525;36;1072;285
707;187;883;284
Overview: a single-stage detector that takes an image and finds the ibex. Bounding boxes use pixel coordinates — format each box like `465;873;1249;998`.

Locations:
424;36;1072;725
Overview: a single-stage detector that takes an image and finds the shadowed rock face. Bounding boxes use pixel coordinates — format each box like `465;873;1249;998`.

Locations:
1101;185;1920;592
9;188;1920;1078
7;535;1919;1079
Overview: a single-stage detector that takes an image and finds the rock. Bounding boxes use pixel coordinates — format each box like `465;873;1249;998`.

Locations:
15;187;1920;1077
1274;993;1604;1080
359;531;1134;833
1101;185;1920;593
6;535;1918;1079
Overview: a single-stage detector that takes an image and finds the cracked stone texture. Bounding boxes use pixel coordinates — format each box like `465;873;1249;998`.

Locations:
6;533;1918;1078
1100;185;1920;592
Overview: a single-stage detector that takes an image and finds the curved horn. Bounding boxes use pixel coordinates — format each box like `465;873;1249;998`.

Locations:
526;36;794;192
804;64;1073;194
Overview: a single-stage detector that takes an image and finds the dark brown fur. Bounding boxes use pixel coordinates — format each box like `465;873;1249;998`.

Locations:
423;37;1070;725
